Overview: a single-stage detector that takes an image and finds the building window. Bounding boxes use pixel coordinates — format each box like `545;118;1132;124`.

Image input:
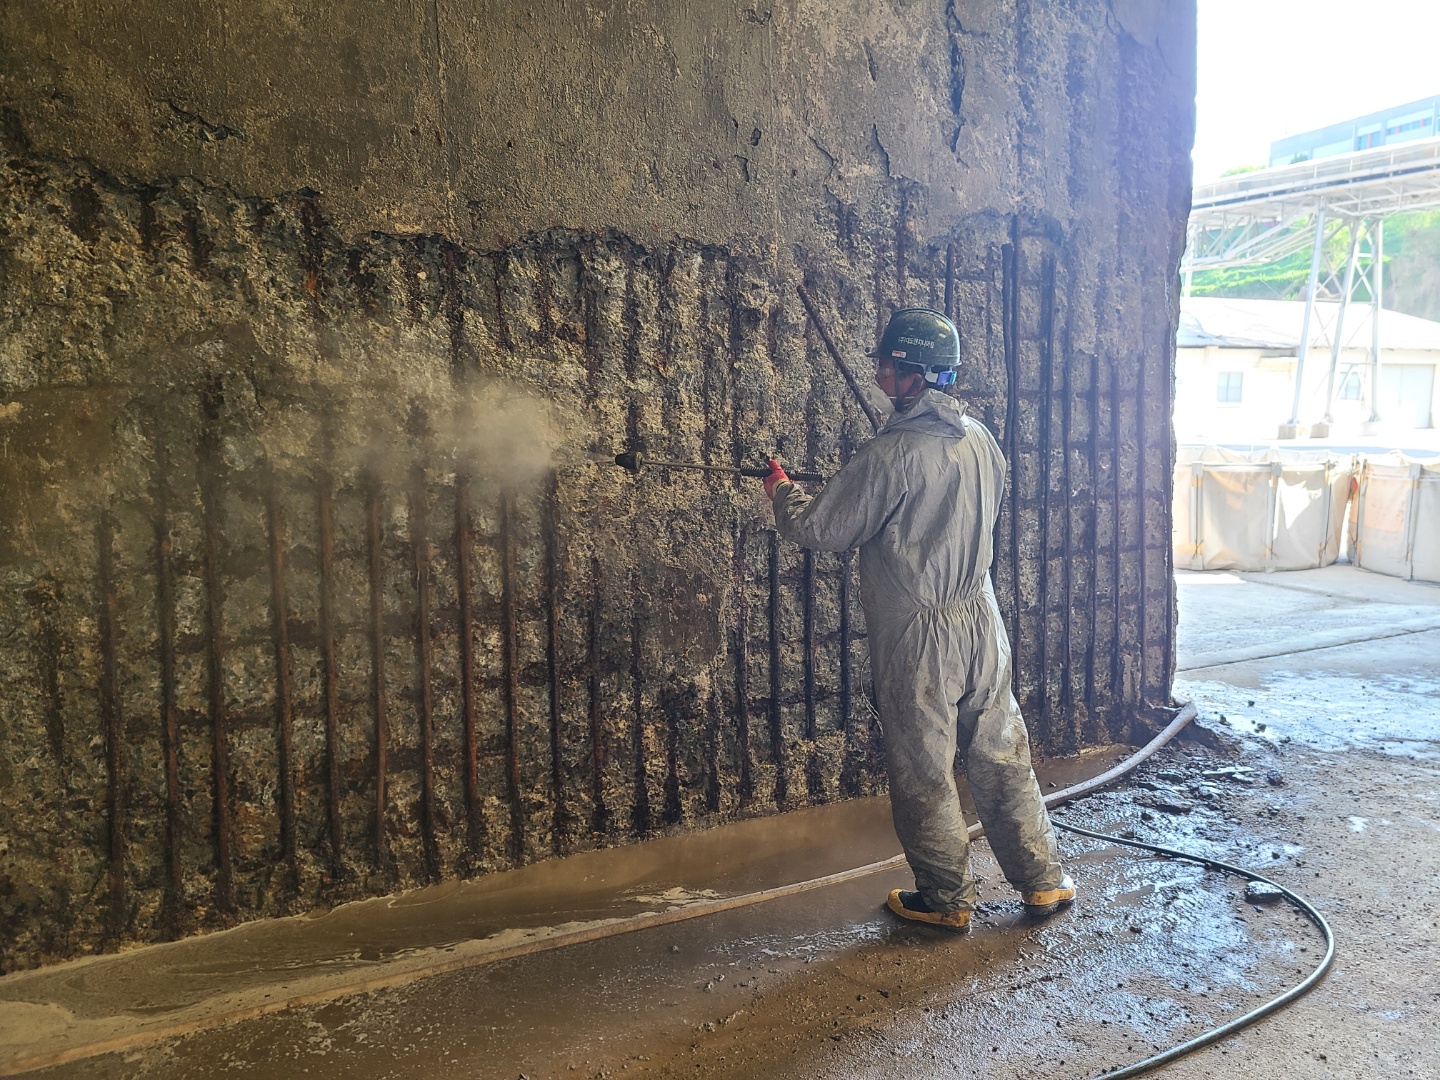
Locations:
1356;131;1383;149
1217;372;1243;403
1339;372;1362;400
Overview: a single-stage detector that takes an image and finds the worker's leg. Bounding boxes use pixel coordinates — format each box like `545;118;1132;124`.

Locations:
873;624;977;912
956;597;1064;893
957;690;1064;892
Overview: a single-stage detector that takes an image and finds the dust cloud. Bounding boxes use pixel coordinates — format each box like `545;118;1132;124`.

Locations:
441;380;591;490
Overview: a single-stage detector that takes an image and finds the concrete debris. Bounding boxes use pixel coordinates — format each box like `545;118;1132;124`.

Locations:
1136;795;1194;815
1244;881;1286;905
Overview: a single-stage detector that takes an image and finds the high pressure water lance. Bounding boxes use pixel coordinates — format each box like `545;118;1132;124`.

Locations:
605;449;827;483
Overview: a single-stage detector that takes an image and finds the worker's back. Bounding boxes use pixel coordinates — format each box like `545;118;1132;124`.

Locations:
853;390;1004;623
772;387;1005;625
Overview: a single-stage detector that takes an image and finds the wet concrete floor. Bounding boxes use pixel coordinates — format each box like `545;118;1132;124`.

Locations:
7;564;1440;1078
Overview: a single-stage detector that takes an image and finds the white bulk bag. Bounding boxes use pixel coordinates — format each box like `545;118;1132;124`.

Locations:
1173;447;1355;572
1352;455;1440;584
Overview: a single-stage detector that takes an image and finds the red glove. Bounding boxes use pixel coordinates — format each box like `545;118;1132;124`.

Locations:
763;459;791;499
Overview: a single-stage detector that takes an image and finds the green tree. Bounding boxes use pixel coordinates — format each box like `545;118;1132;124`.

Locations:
1384;210;1440;322
1189;210;1440;320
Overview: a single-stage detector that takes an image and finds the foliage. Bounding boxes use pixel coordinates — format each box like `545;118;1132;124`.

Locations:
1189;210;1440;321
1384;210;1440;322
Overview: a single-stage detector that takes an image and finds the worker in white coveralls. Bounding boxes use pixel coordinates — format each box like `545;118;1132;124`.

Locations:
762;307;1074;932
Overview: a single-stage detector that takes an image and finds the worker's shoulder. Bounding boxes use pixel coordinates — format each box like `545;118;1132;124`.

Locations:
958;414;1002;454
959;412;997;442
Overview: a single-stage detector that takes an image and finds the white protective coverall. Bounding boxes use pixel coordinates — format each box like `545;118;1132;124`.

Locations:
772;389;1064;912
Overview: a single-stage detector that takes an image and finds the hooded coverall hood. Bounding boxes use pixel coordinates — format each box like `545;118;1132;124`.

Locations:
771;389;1063;911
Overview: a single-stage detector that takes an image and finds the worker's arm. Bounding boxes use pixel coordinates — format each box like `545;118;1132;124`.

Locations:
769;438;906;552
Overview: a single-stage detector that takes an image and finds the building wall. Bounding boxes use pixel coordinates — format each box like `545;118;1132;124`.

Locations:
1175;346;1440;441
0;0;1196;968
1269;94;1440;165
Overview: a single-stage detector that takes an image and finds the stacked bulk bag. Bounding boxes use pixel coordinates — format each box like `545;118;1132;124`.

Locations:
1172;446;1356;572
1351;454;1440;584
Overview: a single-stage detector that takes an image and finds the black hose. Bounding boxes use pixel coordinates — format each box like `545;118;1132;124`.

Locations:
1048;817;1337;1079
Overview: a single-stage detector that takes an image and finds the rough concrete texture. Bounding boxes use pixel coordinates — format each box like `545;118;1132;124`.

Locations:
12;566;1436;1080
0;1;1196;967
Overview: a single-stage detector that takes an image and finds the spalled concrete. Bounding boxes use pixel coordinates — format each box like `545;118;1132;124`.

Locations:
0;2;1197;966
3;562;1424;1080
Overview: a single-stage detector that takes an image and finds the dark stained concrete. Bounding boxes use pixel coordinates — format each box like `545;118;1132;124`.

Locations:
0;1;1197;966
8;563;1437;1078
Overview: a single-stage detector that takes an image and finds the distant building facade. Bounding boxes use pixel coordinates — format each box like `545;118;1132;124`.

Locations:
1175;297;1440;442
1269;94;1440;166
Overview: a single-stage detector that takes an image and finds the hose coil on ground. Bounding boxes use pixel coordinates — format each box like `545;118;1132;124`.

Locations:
1049;816;1335;1079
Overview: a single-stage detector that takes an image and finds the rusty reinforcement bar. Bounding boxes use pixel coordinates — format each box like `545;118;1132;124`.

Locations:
0;703;1213;1076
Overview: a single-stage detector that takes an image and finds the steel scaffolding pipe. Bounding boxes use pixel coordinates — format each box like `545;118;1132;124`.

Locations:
1287;209;1328;430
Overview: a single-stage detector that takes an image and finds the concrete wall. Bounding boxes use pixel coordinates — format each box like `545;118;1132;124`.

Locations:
0;0;1195;968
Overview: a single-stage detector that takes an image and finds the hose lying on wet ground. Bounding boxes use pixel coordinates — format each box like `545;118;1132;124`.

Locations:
1048;815;1336;1079
2;701;1334;1078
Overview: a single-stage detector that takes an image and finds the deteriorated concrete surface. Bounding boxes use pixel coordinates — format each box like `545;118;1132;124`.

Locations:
4;564;1438;1079
0;1;1196;965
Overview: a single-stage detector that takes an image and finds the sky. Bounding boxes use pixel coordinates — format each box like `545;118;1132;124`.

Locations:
1193;0;1440;181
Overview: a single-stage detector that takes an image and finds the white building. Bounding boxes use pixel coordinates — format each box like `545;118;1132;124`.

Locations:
1174;296;1440;443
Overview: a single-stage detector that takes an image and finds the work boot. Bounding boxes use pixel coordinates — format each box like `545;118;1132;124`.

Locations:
885;889;971;931
1021;873;1076;917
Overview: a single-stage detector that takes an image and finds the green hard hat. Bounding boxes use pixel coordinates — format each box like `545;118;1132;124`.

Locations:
869;307;960;372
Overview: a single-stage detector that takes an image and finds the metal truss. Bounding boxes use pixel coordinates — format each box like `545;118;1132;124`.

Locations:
1181;139;1440;434
1281;212;1385;429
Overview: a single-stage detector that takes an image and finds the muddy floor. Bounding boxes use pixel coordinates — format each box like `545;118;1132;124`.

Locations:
13;565;1440;1079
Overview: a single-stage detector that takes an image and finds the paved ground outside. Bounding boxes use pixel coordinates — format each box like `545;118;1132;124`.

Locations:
6;563;1439;1079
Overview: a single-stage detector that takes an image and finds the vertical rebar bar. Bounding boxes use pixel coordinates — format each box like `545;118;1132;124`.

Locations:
1085;348;1101;723
802;549;816;741
409;467;440;882
629;587;651;837
365;476;390;872
1002;227;1023;694
316;468;345;876
1059;271;1077;748
1160;313;1178;700
1136;319;1150;713
1109;362;1125;715
732;525;753;804
543;471;567;849
263;472;299;877
587;555;609;834
198;386;234;913
500;492;525;861
454;471;483;859
839;549;853;739
768;529;787;806
803;547;823;802
1037;253;1055;731
151;449;184;930
97;510;127;941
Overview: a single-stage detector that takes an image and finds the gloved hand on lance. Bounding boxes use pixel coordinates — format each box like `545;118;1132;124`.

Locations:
762;459;792;499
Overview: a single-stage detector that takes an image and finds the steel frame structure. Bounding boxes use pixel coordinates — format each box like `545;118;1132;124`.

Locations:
1182;137;1440;434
